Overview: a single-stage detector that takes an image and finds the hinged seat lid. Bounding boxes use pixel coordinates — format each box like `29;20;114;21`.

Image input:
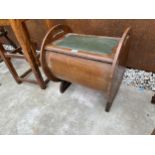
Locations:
45;33;121;63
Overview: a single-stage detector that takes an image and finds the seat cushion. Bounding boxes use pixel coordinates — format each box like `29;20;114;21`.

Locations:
53;33;120;55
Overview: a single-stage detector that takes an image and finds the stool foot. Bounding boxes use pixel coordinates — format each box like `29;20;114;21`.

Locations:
151;94;155;104
105;102;112;112
60;81;71;93
16;80;22;84
40;84;47;89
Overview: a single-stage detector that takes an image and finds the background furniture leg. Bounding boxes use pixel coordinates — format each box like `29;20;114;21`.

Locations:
9;19;47;89
0;44;22;84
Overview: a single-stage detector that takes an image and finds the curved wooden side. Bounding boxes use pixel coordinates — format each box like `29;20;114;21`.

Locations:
40;24;72;81
106;27;131;112
46;51;112;91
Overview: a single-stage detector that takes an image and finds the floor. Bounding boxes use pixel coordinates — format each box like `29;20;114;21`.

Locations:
0;59;155;135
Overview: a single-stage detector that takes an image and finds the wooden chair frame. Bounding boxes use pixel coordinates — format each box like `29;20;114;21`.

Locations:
0;19;48;89
0;43;34;84
41;24;131;112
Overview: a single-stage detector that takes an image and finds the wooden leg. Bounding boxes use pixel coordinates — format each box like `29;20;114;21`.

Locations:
105;66;125;112
10;20;47;89
60;81;71;93
0;45;22;84
105;102;113;112
151;128;155;135
106;84;119;112
106;87;119;112
151;94;155;104
31;66;46;89
0;57;3;63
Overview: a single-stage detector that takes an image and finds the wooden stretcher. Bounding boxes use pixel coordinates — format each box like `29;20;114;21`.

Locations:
41;24;131;112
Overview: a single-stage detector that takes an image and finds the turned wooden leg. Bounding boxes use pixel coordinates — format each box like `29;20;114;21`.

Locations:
60;81;71;93
151;94;155;104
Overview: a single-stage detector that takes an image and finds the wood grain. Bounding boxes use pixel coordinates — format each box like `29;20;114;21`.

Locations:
41;24;131;112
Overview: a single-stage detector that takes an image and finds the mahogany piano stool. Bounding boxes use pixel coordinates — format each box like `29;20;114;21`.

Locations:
41;24;131;112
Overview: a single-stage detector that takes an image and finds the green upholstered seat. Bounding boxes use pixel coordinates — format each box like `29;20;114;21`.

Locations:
53;34;120;55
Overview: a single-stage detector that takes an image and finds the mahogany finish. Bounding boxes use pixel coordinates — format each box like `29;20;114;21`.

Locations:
41;24;131;112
